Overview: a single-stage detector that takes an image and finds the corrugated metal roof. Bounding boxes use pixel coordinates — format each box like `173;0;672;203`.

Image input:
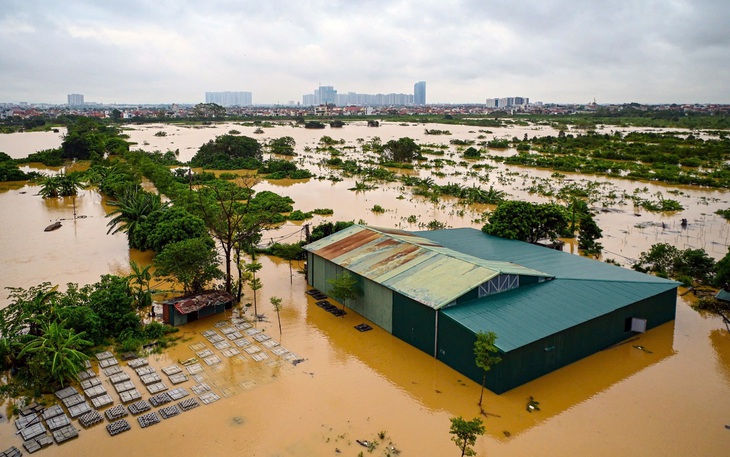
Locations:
442;279;677;352
306;226;677;351
304;225;552;309
164;291;235;315
418;228;677;283
716;288;730;302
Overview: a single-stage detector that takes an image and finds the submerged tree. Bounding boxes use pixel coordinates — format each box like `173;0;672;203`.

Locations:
382;137;421;163
106;188;167;249
19;320;91;388
578;212;603;255
692;297;730;332
245;261;263;316
154;237;222;295
449;416;485;457
327;271;358;315
482;200;568;243
127;261;153;310
270;296;283;335
474;331;502;409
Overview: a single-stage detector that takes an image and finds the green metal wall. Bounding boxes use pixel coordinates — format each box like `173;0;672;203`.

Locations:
392;294;436;356
307;253;393;332
437;288;677;393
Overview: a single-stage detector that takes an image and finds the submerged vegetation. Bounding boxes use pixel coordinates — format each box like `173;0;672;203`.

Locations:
3;108;730;404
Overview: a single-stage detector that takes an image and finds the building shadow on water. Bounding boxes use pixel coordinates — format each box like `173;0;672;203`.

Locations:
305;294;676;440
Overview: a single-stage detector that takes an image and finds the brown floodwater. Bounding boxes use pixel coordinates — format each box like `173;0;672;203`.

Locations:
0;124;729;456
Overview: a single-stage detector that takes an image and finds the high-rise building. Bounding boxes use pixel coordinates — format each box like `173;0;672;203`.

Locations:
303;85;415;106
314;86;337;105
204;91;252;106
67;94;84;106
414;81;426;105
486;97;529;108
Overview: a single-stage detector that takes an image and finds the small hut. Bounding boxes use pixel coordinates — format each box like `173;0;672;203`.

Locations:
161;291;235;326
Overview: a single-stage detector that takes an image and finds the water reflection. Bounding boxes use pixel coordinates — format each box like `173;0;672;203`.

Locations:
305;291;677;439
709;328;730;384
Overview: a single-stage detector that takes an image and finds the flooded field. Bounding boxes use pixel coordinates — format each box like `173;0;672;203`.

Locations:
0;123;729;456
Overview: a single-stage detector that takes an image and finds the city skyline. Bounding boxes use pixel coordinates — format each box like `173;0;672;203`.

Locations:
1;1;728;105
302;84;416;106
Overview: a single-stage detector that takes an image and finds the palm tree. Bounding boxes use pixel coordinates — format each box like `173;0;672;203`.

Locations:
127;261;153;310
107;189;166;248
19;320;91;388
38;175;61;198
57;171;86;197
59;172;87;219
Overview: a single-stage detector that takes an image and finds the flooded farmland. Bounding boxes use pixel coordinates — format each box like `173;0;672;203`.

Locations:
0;122;729;456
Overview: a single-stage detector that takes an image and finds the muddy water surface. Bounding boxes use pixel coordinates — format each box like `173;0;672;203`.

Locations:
0;124;729;456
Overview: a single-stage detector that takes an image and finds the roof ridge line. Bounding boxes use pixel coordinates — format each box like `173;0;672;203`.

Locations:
367;225;551;277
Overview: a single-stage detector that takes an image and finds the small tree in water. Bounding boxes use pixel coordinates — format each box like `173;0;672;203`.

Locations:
474;331;502;409
270;296;283;335
327;271;358;315
449;416;485;457
245;261;263;316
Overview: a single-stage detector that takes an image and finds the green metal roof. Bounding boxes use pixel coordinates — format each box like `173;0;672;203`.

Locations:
442;279;677;352
716;288;730;302
420;228;678;351
303;225;552;309
306;226;677;351
418;228;675;283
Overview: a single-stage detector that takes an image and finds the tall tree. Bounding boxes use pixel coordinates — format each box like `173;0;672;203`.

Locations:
327;271;358;315
449;416;485;457
195;179;255;294
474;331;502;408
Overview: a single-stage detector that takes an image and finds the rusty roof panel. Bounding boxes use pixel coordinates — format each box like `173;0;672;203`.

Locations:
304;225;532;309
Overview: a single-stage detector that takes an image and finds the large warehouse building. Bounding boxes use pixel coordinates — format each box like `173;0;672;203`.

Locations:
303;225;678;393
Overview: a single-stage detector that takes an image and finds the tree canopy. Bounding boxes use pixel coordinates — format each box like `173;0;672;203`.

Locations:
190;134;263;169
153;237;223;295
134;206;209;253
61;117;128;160
449;416;485;457
382;137;421;163
106;188;167;249
269;136;296;155
633;243;716;285
482;200;569;243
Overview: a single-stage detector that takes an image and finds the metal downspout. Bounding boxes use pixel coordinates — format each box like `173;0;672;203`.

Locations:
434;311;439;358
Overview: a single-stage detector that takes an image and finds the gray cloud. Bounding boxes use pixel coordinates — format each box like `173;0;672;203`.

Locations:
1;0;727;104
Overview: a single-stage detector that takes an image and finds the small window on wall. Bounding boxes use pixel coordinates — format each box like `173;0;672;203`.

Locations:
624;317;647;333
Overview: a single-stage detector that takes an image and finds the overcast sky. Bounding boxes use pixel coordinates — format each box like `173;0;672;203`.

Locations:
2;0;728;105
